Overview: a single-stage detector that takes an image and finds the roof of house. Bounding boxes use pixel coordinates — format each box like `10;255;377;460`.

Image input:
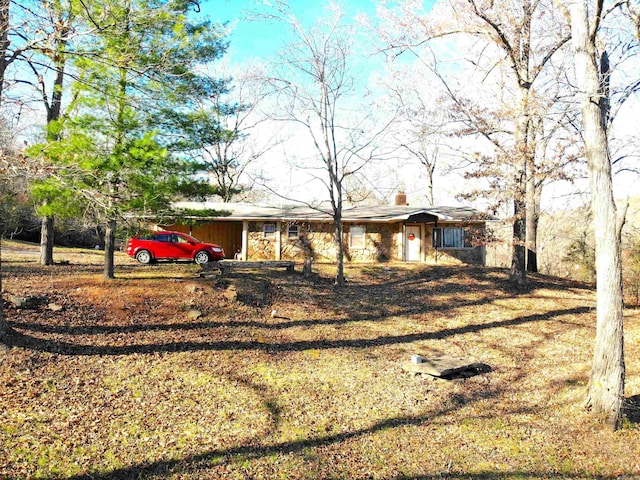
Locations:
172;202;494;223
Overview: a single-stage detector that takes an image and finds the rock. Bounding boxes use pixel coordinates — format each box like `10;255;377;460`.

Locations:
48;303;64;312
223;285;237;302
402;355;490;378
9;295;48;309
187;310;202;320
8;296;27;308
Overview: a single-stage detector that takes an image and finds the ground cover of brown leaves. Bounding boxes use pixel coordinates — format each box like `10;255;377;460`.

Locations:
1;240;640;479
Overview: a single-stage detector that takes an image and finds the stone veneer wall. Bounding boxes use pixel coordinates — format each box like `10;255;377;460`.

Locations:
248;221;338;261
424;224;485;264
426;247;484;264
248;221;403;262
281;223;335;261
344;223;400;262
247;220;485;264
247;221;276;260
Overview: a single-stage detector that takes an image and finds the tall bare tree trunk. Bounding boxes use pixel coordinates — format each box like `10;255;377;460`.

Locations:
0;238;13;345
104;218;116;280
0;0;12;346
510;84;530;287
425;169;434;207
0;288;9;345
334;211;345;287
40;215;54;266
569;0;625;430
511;199;527;285
0;0;9;106
526;154;539;273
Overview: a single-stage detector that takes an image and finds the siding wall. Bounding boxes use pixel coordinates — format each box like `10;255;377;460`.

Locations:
163;222;243;259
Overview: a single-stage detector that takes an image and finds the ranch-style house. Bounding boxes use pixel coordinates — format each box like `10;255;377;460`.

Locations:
155;193;495;265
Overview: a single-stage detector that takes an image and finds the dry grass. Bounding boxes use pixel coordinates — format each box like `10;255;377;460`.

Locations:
1;240;639;479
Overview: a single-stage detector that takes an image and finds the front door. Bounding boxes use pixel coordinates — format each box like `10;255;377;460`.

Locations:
405;225;422;262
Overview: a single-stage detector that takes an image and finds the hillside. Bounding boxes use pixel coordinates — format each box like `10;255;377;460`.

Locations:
537;195;640;283
1;242;639;479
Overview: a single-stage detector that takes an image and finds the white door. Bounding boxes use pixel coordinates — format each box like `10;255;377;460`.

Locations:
405;225;422;262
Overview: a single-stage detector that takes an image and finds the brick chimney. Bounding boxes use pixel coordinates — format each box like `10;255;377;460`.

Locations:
395;191;408;206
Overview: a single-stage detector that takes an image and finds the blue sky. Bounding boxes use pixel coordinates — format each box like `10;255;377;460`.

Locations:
193;0;456;205
201;0;382;63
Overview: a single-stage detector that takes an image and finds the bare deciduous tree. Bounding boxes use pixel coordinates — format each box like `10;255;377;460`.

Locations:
385;70;451;206
1;0;17;344
376;0;572;286
165;67;274;202
4;0;82;266
257;0;394;286
560;0;629;430
0;120;20;345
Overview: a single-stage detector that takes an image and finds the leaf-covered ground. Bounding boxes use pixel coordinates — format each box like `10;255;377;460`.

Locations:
1;241;639;479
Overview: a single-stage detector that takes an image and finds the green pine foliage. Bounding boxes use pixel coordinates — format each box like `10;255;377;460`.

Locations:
14;0;236;277
23;0;231;276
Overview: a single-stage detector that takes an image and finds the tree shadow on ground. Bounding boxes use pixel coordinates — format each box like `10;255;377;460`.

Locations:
395;474;631;480
269;265;592;327
61;386;504;480
8;306;591;356
624;394;640;424
6;264;587;340
2;263;629;479
57;392;636;480
4;263;593;358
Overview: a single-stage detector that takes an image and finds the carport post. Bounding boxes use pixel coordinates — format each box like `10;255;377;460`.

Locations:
242;220;249;261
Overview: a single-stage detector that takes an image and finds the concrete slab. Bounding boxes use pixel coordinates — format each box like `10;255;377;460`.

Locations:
402;355;486;377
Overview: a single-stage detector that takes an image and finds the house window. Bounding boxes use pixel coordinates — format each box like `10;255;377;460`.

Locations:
350;225;366;249
287;224;299;239
263;223;276;239
433;227;471;248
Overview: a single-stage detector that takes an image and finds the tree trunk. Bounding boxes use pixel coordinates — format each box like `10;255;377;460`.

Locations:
0;0;10;345
0;238;13;345
300;237;313;278
334;214;345;287
425;171;434;207
0;0;9;106
510;200;527;286
526;155;538;273
37;7;69;266
510;84;530;287
40;215;54;266
104;218;116;280
0;291;10;345
569;0;625;430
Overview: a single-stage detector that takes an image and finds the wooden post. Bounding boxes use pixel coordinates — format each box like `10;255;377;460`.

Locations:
241;220;249;261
